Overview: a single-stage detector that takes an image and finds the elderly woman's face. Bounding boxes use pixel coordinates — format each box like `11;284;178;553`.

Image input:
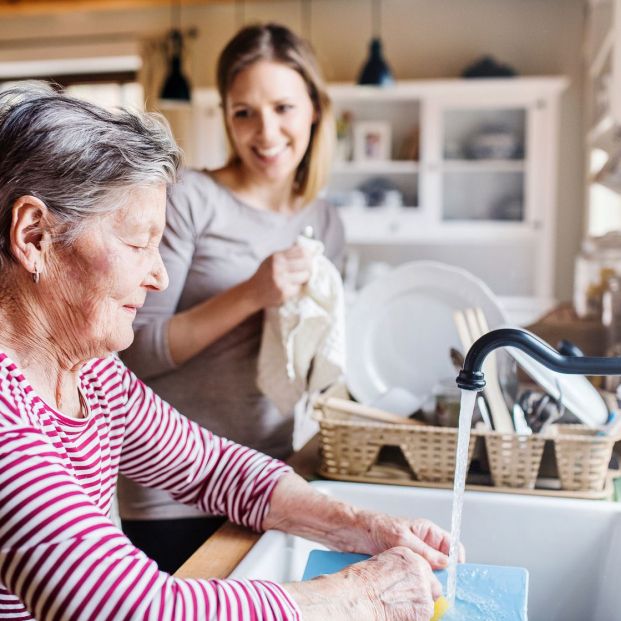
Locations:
47;184;168;358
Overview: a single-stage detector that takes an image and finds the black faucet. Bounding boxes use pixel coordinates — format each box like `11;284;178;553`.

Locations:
456;327;621;391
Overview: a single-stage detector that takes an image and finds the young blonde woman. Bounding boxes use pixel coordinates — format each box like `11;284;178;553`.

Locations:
119;23;345;571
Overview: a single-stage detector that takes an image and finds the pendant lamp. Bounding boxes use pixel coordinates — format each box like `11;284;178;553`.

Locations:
357;0;394;86
160;0;191;102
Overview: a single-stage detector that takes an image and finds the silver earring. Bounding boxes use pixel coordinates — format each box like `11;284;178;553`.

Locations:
32;267;40;284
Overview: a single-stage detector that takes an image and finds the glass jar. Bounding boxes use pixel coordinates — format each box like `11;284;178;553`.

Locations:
433;379;462;427
574;232;621;318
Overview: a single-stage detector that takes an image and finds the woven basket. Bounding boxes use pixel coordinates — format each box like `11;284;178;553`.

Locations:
314;404;478;483
483;432;546;489
553;425;617;492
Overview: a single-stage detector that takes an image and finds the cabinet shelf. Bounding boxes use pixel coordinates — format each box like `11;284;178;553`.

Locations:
340;206;537;245
326;78;566;298
332;160;524;174
440;160;526;173
332;160;419;174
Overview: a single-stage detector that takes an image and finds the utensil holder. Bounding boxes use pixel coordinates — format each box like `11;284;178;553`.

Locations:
315;404;477;483
483;432;546;489
553;424;618;491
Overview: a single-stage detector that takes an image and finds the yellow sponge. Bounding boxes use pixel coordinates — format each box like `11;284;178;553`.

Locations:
431;596;450;621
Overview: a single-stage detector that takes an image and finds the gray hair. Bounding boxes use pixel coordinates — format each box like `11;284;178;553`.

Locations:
0;81;182;269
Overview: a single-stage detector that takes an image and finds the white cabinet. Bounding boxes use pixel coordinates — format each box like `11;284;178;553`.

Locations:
328;79;567;299
160;77;566;301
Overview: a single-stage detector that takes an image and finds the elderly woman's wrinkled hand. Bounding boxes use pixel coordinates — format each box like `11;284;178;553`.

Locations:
346;509;464;570
344;547;442;621
286;546;442;621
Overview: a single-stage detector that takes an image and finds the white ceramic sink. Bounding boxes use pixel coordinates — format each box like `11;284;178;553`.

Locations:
230;481;621;621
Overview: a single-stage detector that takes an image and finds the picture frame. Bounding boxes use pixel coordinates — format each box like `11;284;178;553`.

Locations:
353;121;392;162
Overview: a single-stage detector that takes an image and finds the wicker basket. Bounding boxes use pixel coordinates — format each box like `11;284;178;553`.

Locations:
313;397;620;494
553;424;618;492
314;404;478;483
483;432;546;489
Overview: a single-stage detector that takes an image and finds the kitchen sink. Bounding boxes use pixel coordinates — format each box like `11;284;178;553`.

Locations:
230;480;621;621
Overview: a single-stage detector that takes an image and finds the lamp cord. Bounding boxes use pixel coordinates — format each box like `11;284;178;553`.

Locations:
372;0;381;38
236;0;246;28
301;0;311;41
171;0;181;31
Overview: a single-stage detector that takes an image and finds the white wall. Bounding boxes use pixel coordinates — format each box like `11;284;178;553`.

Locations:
0;0;586;300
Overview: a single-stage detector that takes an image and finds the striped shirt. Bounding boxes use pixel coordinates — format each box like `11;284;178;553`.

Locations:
0;351;301;620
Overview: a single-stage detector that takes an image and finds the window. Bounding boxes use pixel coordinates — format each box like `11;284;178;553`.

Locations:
0;54;144;110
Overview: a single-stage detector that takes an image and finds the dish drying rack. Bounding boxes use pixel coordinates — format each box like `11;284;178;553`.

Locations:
313;395;621;500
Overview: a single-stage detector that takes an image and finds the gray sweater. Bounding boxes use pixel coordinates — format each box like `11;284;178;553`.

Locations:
118;169;344;520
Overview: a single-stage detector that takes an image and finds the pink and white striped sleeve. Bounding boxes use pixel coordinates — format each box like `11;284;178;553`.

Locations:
0;372;302;620
115;359;292;530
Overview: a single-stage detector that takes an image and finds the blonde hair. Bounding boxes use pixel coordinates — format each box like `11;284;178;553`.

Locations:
216;23;334;206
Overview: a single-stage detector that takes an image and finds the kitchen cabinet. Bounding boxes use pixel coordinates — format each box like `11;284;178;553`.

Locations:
160;77;566;301
328;79;567;300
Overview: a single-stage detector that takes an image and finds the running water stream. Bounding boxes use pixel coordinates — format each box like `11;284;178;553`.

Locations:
446;389;478;607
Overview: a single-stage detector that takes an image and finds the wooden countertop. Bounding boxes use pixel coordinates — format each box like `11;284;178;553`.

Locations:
174;434;321;579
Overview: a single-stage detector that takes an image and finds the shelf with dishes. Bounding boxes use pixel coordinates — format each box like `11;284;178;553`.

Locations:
441;169;525;222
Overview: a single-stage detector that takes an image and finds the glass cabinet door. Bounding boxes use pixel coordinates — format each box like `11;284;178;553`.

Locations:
440;107;527;222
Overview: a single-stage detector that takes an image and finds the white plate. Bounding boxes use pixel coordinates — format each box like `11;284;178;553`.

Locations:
504;328;608;427
346;261;508;404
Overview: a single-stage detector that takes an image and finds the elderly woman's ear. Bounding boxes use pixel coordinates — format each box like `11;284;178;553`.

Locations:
9;195;53;279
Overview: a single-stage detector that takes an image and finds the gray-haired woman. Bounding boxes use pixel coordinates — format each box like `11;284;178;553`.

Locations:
0;82;457;621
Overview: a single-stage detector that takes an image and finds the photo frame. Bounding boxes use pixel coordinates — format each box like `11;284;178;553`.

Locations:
353;121;392;162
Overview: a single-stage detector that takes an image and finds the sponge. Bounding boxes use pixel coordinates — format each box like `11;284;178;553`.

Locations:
431;596;450;621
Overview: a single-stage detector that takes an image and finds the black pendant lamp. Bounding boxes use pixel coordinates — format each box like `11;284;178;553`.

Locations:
357;0;394;86
160;0;191;102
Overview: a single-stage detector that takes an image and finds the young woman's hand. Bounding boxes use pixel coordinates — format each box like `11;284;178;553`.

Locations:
285;546;442;621
247;244;312;308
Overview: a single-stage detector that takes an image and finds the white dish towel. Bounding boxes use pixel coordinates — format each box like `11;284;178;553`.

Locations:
257;236;346;417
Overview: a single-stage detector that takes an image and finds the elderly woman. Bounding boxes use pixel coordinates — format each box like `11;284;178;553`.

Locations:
0;82;457;621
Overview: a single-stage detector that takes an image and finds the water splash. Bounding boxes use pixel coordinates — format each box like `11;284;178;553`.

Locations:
446;389;477;606
441;564;527;620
